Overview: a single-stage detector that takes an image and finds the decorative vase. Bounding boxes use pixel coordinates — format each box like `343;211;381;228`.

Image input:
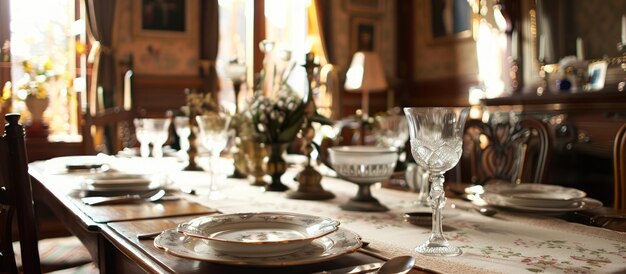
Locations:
243;140;268;186
24;96;49;138
263;143;289;191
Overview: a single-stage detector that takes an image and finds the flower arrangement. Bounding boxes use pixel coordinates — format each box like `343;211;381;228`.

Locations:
246;87;305;144
15;59;55;100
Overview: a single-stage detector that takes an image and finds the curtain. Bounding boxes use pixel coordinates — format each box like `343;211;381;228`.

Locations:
85;0;116;115
200;0;219;97
311;0;341;119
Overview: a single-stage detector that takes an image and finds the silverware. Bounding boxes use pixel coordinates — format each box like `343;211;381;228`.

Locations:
82;189;166;206
137;230;164;240
377;256;415;274
311;262;384;274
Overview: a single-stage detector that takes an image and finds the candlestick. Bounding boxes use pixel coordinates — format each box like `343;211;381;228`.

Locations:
576;37;585;60
539;35;545;62
511;30;518;60
621;15;626;45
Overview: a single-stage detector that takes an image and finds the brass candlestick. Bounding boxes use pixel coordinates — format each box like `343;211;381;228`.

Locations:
286;53;334;200
183;89;203;171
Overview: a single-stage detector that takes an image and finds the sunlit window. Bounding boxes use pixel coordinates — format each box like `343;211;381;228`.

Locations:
10;0;79;140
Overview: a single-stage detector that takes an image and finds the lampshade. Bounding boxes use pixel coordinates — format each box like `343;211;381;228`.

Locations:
345;51;387;93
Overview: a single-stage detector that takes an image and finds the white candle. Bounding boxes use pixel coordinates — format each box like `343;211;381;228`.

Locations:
622;15;626;45
576;37;585;60
123;70;132;111
539;35;545;62
511;30;518;60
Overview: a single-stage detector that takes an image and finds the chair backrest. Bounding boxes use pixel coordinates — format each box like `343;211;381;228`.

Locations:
458;114;552;185
82;69;138;155
613;123;626;210
0;113;41;274
82;106;137;155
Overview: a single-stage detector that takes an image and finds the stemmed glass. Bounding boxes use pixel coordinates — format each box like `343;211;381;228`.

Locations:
404;107;468;256
149;118;172;158
196;113;231;199
173;116;191;160
375;109;409;171
134;118;171;158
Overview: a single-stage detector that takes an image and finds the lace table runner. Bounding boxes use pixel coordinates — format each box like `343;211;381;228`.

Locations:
169;168;626;274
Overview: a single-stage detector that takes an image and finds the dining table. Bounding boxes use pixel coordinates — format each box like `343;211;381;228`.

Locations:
28;155;626;274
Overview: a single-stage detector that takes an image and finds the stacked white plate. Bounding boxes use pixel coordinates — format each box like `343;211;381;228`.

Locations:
154;212;363;266
482;183;603;213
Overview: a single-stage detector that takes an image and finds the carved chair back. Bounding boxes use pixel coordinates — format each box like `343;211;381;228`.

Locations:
458;114;552;185
0;113;41;274
613;123;626;210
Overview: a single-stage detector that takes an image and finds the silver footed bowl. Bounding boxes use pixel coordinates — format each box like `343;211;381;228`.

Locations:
329;146;398;183
329;146;398;212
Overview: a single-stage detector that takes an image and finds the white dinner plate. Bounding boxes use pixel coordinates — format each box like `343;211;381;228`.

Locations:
484;183;587;208
177;212;340;257
77;173;166;193
483;193;603;212
154;227;362;266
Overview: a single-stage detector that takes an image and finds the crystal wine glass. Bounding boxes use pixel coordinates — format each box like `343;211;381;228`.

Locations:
148;118;171;158
173;116;191;160
375;109;409;171
133;119;151;157
196;113;231;199
404;107;468;256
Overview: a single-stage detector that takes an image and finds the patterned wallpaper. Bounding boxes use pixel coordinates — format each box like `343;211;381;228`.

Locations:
113;0;200;76
572;0;624;60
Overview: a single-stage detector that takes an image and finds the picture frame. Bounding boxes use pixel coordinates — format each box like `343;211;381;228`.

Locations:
424;0;472;44
587;60;608;91
134;0;191;38
347;0;384;14
350;16;382;56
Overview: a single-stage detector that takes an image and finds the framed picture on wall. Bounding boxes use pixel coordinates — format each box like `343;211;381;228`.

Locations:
424;0;472;44
134;0;191;37
588;60;608;91
350;16;382;56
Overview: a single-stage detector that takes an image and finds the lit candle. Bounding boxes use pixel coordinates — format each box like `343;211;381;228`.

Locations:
123;70;132;111
622;15;626;45
511;30;518;60
538;35;545;62
576;37;585;60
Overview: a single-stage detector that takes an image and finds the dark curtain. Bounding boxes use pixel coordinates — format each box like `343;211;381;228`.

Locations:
85;0;116;111
315;0;335;63
200;0;219;95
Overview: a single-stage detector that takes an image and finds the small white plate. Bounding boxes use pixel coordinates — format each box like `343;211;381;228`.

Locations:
483;193;602;212
484;183;587;208
177;212;340;257
154;227;361;265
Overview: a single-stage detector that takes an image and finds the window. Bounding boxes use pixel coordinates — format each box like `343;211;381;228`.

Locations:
10;0;81;140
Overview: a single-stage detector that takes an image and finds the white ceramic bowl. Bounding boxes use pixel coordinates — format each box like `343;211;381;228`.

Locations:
328;146;398;183
177;212;340;257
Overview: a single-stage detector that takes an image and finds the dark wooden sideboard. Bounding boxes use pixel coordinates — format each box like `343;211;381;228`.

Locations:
482;91;626;206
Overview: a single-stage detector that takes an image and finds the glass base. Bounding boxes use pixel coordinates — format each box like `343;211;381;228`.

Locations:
415;243;462;256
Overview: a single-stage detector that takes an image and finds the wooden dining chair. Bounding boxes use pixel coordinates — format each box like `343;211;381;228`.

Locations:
613;123;626;211
458;115;552;185
1;114;93;273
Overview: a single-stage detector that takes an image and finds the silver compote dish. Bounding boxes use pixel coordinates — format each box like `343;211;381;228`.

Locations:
329;146;398;212
176;212;340;257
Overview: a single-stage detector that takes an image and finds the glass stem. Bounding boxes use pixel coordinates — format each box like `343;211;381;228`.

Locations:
208;155;215;193
428;173;448;245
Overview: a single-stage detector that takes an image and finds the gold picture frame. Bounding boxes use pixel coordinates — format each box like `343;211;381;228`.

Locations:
133;0;192;38
349;16;383;56
424;0;473;45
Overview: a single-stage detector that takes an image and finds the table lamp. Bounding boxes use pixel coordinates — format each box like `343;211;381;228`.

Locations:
345;51;388;144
